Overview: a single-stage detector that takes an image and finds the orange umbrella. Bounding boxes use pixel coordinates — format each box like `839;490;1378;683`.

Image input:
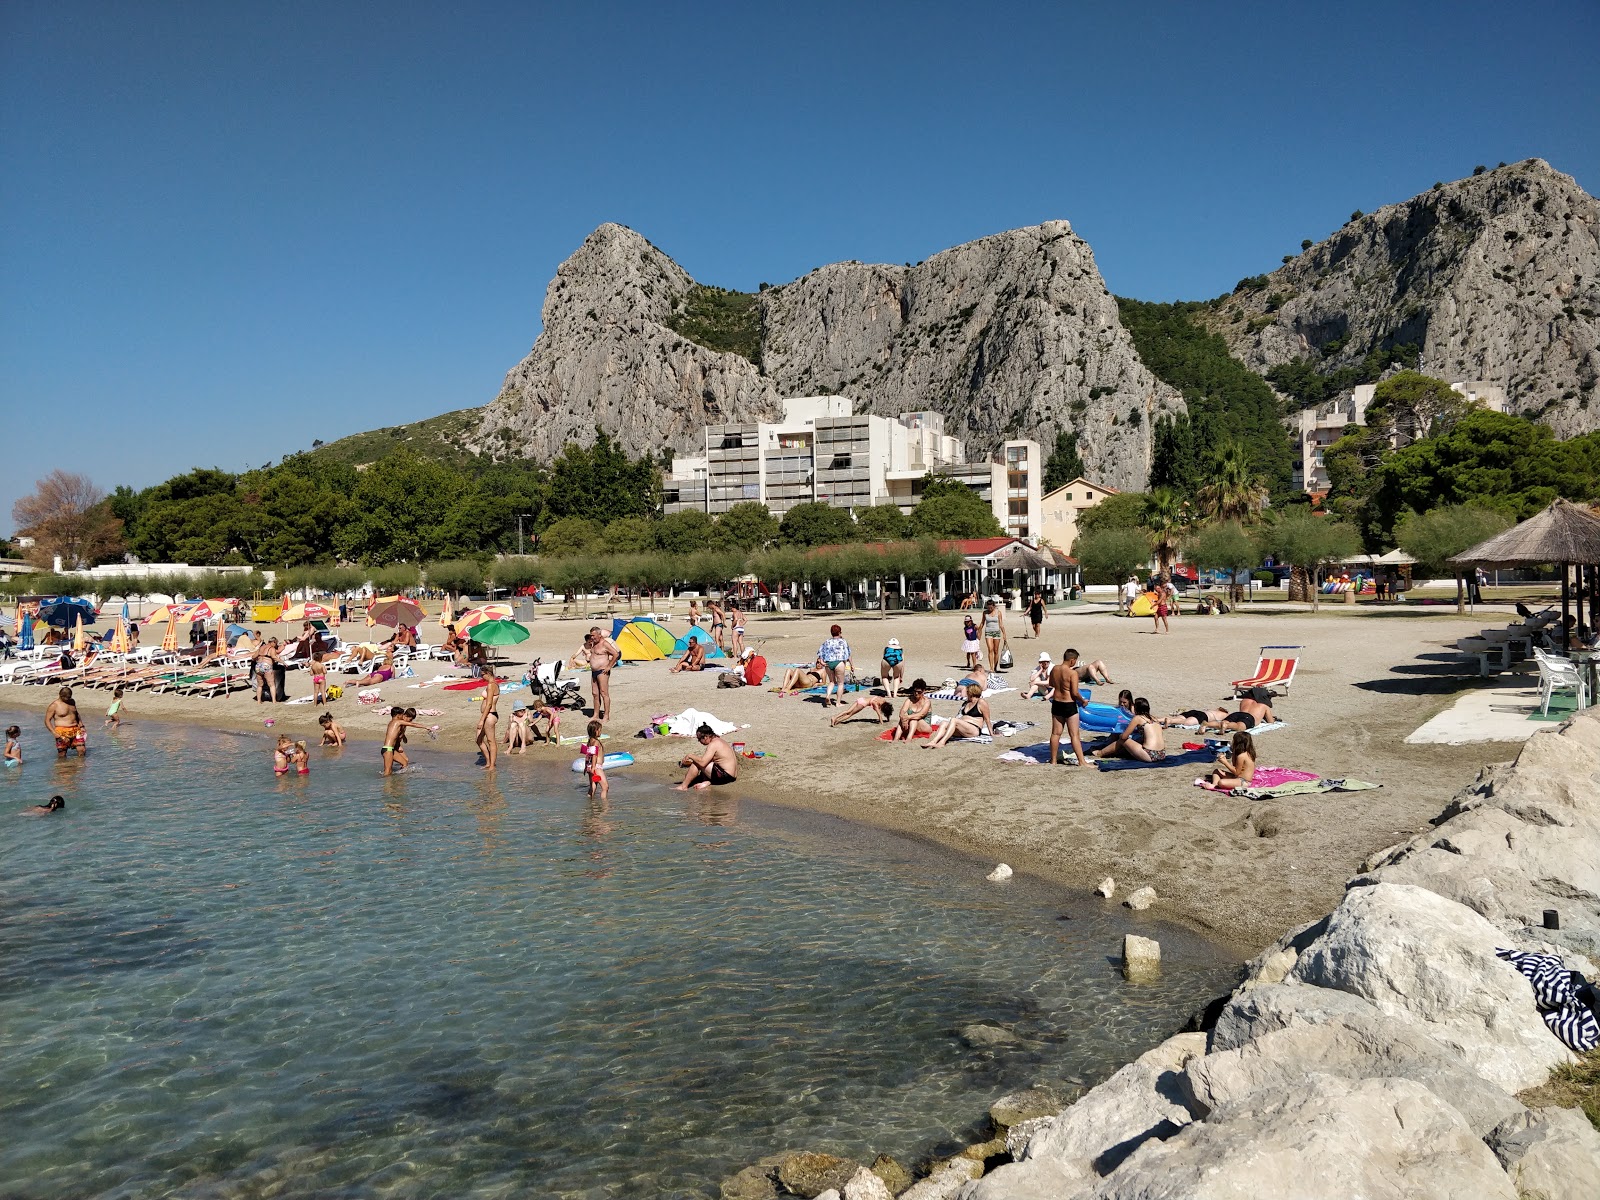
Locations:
439;593;455;633
280;601;335;623
161;611;180;653
110;617;131;655
453;603;514;630
72;614;86;652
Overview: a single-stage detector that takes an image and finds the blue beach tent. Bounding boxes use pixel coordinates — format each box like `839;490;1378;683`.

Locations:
669;625;724;658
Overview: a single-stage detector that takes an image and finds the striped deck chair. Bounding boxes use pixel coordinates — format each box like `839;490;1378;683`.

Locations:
1231;646;1302;697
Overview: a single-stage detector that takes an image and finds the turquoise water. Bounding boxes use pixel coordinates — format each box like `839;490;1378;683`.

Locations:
0;710;1234;1199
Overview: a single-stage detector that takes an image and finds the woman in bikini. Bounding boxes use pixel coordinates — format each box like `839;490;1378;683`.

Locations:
1093;697;1167;762
980;600;1006;673
1206;731;1257;790
892;679;933;741
475;672;500;770
924;683;993;748
727;602;746;660
707;600;727;652
777;659;824;695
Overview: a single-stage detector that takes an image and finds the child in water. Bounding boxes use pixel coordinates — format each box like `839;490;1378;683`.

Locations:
292;740;310;775
273;735;292;776
3;725;20;766
105;686;125;729
582;718;608;801
318;712;347;747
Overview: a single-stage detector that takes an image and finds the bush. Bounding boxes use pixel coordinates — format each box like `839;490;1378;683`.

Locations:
1253;570;1275;586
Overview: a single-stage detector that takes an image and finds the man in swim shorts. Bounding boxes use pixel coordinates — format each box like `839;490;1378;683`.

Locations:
43;687;86;757
573;627;621;721
1047;650;1086;767
674;724;739;791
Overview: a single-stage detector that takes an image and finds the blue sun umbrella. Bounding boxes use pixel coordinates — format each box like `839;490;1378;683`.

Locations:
38;597;97;628
19;612;33;651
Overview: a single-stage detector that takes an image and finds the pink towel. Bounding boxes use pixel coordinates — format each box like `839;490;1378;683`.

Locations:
1251;767;1319;787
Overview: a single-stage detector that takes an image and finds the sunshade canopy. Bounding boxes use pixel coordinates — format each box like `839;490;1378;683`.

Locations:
368;596;425;628
38;597;97;627
1449;499;1600;568
466;619;530;646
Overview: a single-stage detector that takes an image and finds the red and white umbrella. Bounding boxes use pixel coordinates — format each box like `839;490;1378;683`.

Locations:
453;603;513;630
368;596;426;628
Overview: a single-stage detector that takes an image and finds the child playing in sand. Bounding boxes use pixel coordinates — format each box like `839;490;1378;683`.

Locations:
273;735;292;777
105;686;125;729
318;712;347;747
3;725;21;766
582;718;608;801
311;650;330;705
1206;731;1257;789
526;699;560;744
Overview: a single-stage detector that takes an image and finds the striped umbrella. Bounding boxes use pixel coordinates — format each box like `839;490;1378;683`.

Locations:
453;603;514;630
368;595;425;629
280;601;335;623
110;616;131;655
439;593;455;634
161;610;181;653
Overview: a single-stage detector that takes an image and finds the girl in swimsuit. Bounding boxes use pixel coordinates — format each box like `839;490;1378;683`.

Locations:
583;718;608;801
273;736;292;776
3;725;21;766
924;683;992;748
1207;731;1257;790
961;616;980;670
475;674;500;770
292;741;311;775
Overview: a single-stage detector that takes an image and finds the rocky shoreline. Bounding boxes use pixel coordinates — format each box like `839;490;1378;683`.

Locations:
725;714;1600;1199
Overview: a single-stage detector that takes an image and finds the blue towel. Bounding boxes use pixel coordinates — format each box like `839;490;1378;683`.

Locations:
1094;746;1216;772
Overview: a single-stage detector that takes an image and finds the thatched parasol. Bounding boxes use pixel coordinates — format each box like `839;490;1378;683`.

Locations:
1449;499;1600;567
995;545;1057;571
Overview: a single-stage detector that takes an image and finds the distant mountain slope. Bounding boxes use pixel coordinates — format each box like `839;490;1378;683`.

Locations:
297;407;487;470
472;221;1183;491
1204;159;1600;432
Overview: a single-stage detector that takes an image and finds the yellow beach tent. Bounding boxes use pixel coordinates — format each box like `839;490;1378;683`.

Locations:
614;621;667;661
1130;591;1158;618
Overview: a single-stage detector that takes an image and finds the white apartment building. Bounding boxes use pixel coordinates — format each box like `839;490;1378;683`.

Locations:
1288;379;1508;495
662;396;1043;537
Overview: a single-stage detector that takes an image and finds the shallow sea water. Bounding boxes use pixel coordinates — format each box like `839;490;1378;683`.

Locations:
0;709;1235;1199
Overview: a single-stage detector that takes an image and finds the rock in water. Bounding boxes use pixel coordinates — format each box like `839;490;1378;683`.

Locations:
958;1022;1023;1049
776;1152;861;1198
1095;876;1115;898
1123;934;1161;981
1124;886;1156;911
867;1155;913;1196
1214;159;1600;438
841;1167;893;1200
990;1084;1067;1128
986;863;1013;882
898;1156;983;1200
474;222;1183;490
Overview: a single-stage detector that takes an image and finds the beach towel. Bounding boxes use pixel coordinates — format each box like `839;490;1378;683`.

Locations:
877;727;933;741
663;707;737;737
994;742;1078;764
1095;746;1216;772
1497;948;1600;1052
927;684;1013;701
1164;719;1288;736
1218;777;1382;800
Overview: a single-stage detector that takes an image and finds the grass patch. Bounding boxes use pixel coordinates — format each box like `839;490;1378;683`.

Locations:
1519;1048;1600;1130
666;285;762;363
298;407;487;470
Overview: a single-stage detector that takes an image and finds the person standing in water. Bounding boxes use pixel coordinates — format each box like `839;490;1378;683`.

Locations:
475;672;500;770
43;687;86;757
4;725;21;766
105;686;125;729
582;718;608;802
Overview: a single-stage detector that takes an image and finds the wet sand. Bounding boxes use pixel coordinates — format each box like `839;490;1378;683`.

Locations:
6;597;1522;954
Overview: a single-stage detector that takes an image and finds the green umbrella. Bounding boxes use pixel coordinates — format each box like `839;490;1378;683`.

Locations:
467;618;530;646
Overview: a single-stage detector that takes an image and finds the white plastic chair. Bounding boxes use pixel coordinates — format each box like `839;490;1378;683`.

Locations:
1533;648;1588;715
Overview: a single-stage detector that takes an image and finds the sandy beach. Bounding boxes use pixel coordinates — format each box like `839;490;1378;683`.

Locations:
5;596;1524;954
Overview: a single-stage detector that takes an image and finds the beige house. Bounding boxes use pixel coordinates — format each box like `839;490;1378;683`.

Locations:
1039;477;1118;553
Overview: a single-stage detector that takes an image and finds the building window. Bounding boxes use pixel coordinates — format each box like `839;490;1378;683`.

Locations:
720;434;743;450
1063;492;1073;500
830;454;852;470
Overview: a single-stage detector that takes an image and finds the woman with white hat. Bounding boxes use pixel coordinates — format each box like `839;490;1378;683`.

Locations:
880;636;905;697
1022;651;1054;699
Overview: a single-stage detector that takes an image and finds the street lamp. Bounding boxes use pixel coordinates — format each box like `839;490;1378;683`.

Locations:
517;513;534;556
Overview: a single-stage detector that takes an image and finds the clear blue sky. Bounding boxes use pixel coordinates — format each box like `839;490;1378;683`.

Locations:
3;0;1596;536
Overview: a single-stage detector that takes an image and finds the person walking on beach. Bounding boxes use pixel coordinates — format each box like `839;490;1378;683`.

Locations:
475;671;500;770
880;638;904;697
961;614;980;671
105;686;125;729
572;626;621;721
817;624;852;708
980;599;1007;672
727;600;747;661
1121;574;1139;617
1027;591;1045;640
1151;578;1170;635
1047;649;1086;767
674;724;739;790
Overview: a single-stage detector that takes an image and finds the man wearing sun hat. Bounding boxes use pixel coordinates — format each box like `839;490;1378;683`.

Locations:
880;636;905;697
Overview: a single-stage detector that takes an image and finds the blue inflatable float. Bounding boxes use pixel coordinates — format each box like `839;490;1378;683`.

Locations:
571;752;635;772
1076;688;1132;735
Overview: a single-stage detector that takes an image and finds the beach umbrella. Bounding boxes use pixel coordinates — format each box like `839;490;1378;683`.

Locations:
39;597;96;627
466;618;530;646
110;617;131;654
368;595;425;628
440;593;455;633
161;612;180;653
141;604;181;625
454;603;514;630
72;614;86;652
20;612;34;651
280;601;335;623
177;598;228;622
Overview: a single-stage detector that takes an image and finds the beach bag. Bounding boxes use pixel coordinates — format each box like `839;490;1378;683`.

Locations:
999;647;1014;669
326;684;343;701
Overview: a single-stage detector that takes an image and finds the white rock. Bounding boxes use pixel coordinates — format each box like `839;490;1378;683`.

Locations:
1487;1106;1600;1200
986;864;1013;882
1185;1014;1525;1135
1121;935;1160;981
1002;1116;1056;1161
899;1156;982;1200
842;1167;894;1200
1081;1074;1517;1199
814;1192;841;1200
1286;882;1574;1091
1095;877;1115;899
1123;887;1155;911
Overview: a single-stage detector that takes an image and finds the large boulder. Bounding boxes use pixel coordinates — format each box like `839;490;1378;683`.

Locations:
1186;1012;1525;1135
1284;882;1573;1091
1079;1074;1517;1199
777;1152;863;1198
1487;1106;1600;1200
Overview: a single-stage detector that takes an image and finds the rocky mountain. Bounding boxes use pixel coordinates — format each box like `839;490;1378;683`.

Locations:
473;222;1182;491
1207;159;1600;432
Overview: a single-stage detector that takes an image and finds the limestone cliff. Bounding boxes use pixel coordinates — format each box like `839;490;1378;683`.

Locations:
758;222;1181;491
474;221;1182;490
1209;160;1600;433
473;224;785;462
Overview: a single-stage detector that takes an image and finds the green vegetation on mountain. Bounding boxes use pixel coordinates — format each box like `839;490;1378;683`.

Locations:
294;407;487;470
666;284;762;363
1265;343;1420;411
1115;298;1294;498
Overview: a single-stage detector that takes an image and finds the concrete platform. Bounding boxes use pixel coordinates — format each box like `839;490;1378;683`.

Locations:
1405;681;1580;745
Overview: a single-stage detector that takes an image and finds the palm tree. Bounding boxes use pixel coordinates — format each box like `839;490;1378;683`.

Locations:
1198;443;1269;525
1142;488;1187;575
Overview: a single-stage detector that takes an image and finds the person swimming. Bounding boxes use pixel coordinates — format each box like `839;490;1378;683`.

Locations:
22;795;65;815
3;725;20;766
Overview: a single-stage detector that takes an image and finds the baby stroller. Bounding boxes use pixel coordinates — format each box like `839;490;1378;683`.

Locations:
524;658;585;711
